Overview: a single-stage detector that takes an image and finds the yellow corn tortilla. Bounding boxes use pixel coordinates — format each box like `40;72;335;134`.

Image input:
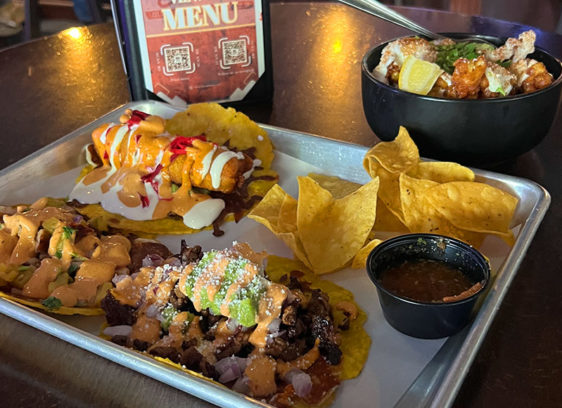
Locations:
265;255;371;380
75;169;278;237
0;291;104;315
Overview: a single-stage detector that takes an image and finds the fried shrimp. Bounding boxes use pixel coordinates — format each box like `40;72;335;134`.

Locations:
510;58;553;93
485;30;536;63
449;56;488;99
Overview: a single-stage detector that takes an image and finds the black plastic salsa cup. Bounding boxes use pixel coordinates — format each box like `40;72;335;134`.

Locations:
366;234;490;339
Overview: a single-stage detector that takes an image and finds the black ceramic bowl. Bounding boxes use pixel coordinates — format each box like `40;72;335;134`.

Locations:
361;34;562;166
366;234;490;339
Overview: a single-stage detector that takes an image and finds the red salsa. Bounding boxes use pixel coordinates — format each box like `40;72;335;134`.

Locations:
380;259;482;303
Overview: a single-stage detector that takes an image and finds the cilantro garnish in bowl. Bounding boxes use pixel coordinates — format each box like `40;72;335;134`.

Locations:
436;42;495;74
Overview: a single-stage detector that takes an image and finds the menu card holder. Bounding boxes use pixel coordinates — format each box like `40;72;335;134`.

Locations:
110;0;274;107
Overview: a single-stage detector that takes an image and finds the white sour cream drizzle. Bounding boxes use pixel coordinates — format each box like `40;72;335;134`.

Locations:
210;150;245;189
183;199;225;229
68;124;259;229
199;145;217;179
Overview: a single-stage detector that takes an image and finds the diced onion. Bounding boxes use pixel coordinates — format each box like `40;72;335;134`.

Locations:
226;318;241;332
215;356;248;383
144;303;160;318
112;274;129;286
285;369;312;397
232;376;250;394
142;254;164;267
103;325;132;337
268;317;282;334
219;367;239;384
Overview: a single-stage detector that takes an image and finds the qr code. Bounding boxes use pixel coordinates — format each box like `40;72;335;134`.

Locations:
222;39;248;65
164;46;192;73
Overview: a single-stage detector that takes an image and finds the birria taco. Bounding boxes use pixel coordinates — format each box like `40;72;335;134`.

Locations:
70;103;278;237
101;242;370;407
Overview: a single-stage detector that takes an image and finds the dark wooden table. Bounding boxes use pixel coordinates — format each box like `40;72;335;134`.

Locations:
0;3;560;407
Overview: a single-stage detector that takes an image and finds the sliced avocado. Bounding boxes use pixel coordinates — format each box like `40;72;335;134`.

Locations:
0;264;20;284
42;217;61;234
45;198;67;208
229;297;258;327
184;250;218;298
11;266;36;289
161;304;178;331
211;258;247;313
48;272;70;293
94;282;113;305
228;275;268;328
199;287;220;315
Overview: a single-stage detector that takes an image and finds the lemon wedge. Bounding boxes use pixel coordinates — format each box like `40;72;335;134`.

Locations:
398;56;444;95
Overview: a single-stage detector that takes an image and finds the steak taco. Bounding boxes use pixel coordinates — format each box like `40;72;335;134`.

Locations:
101;242;370;407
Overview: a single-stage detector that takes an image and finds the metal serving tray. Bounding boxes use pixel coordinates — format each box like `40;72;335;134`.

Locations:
0;101;550;408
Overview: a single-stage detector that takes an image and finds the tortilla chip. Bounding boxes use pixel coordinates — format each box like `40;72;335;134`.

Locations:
368;126;419;174
265;256;370;380
364;160;405;224
425;181;519;234
407;161;475;183
399;174;486;247
373;198;409;232
308;173;362;199
351;239;383;269
297;176;380;275
278;194;298;234
246;184;287;232
399;174;441;232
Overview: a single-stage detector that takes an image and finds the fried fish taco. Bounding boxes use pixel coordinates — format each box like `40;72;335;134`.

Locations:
101;242;370;407
0;197;173;315
71;104;278;237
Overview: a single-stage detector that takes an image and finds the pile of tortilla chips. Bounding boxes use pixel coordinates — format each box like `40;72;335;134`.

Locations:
250;127;519;274
363;127;518;248
249;175;381;275
76;103;278;236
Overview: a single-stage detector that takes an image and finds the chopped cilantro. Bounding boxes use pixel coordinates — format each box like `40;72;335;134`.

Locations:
71;253;87;261
498;60;512;68
436;42;495;74
42;296;62;310
54;249;62;259
67;263;80;276
62;226;75;240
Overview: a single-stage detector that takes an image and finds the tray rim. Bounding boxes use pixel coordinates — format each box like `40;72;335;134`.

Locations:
0;100;551;408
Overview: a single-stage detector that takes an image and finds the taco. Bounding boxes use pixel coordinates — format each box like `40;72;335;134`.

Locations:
70;104;278;237
0;197;172;315
101;242;370;407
